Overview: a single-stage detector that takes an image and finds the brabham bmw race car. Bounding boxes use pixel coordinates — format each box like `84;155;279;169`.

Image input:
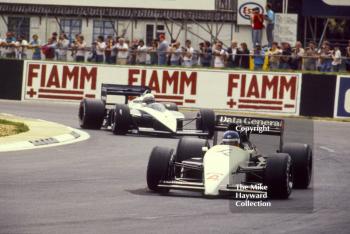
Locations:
78;84;215;138
146;115;313;199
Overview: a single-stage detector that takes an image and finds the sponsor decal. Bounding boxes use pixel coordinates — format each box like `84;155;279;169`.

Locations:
25;62;98;101
226;73;299;113
334;76;350;118
128;68;197;106
216;115;283;128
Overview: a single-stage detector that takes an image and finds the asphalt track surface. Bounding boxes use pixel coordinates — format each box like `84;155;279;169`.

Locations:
0;100;350;234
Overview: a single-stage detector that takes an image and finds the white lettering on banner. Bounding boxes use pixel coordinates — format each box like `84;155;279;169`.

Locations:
226;73;299;113
22;61;301;115
345;90;350;113
25;62;98;101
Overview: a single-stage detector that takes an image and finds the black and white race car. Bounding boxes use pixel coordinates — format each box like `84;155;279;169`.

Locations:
146;115;313;199
79;84;215;138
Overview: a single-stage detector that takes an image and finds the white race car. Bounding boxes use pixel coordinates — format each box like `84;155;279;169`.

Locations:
146;115;313;199
79;84;215;138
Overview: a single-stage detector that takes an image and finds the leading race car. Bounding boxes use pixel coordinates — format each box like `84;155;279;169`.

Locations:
79;84;215;138
146;115;313;199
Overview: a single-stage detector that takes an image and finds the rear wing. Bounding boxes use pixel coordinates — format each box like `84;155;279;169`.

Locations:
214;115;285;151
101;84;151;104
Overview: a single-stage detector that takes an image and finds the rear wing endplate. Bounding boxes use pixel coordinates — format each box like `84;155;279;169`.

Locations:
214;115;285;151
101;84;151;104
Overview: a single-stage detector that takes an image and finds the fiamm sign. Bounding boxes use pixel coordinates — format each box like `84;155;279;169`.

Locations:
334;76;350;118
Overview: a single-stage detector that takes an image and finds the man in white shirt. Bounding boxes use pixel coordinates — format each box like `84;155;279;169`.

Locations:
136;39;148;65
182;40;194;67
332;44;342;72
15;35;28;59
115;38;129;65
74;35;86;62
56;33;70;61
213;41;227;68
96;35;106;63
170;41;182;66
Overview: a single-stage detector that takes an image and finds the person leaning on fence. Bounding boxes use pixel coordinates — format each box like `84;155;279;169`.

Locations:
136;39;148;65
199;41;212;67
4;32;16;58
149;39;158;65
157;34;169;66
279;42;292;69
290;41;304;70
319;43;332;72
182;40;194;67
116;38;129;65
267;41;281;70
74;35;86;62
169;40;181;66
105;35;115;64
227;41;239;68
95;35;106;63
56;33;69;61
303;41;317;71
253;44;265;70
331;43;342;72
238;42;250;69
213;41;227;68
15;35;28;60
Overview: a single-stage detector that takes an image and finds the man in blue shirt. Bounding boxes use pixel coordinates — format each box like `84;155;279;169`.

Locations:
265;3;275;48
157;34;169;66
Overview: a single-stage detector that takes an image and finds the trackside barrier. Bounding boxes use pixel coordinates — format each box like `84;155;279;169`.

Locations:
0;59;347;118
21;60;302;115
0;59;24;100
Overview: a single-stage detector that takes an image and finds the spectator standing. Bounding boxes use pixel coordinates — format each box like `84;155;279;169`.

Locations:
303;41;317;71
199;41;212;67
253;44;265;70
15;35;28;59
290;41;305;70
105;36;115;64
149;39;158;65
346;40;350;72
265;3;275;48
56;33;69;61
250;7;264;47
213;41;227;68
279;42;292;69
319;44;332;72
169;41;181;66
227;41;239;68
238;42;250;69
182;40;194;67
42;37;56;60
116;38;129;65
157;34;169;66
4;32;16;58
95;35;106;63
129;39;139;65
28;34;41;60
267;42;281;70
74;35;86;62
136;39;148;65
331;43;342;72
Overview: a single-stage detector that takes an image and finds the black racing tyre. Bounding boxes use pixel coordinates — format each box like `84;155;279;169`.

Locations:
282;143;313;189
264;153;293;199
79;99;105;129
147;146;174;193
112;104;132;135
175;137;209;163
163;102;179;111
196;109;215;139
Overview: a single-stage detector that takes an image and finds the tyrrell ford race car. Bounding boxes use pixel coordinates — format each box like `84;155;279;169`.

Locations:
79;84;215;138
147;115;313;199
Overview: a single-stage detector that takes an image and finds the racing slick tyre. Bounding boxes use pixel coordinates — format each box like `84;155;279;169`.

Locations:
147;146;173;193
196;109;215;139
112;104;133;135
175;137;209;178
79;99;105;129
163;102;179;111
282;143;313;189
264;153;293;199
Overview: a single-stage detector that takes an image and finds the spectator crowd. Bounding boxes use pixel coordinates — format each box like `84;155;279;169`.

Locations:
1;30;350;73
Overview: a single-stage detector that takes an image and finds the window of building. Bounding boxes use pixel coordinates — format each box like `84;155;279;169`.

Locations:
93;20;115;41
8;17;30;41
60;19;82;42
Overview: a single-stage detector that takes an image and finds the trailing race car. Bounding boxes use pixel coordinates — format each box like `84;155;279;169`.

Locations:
146;115;313;199
79;84;215;138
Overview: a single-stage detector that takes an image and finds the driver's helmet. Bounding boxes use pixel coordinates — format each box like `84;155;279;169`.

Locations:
143;93;155;104
222;131;240;147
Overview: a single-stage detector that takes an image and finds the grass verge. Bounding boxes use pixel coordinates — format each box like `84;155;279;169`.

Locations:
0;119;29;137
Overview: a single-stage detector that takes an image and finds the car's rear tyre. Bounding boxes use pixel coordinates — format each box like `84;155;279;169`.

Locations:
282;143;313;189
79;99;105;129
163;102;179;111
112;104;132;135
264;153;293;199
196;109;215;139
147;146;173;193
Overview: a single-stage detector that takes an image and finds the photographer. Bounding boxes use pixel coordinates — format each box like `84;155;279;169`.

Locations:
182;40;194;67
199;41;212;67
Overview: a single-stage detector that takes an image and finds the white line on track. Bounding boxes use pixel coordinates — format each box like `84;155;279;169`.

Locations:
320;146;336;153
